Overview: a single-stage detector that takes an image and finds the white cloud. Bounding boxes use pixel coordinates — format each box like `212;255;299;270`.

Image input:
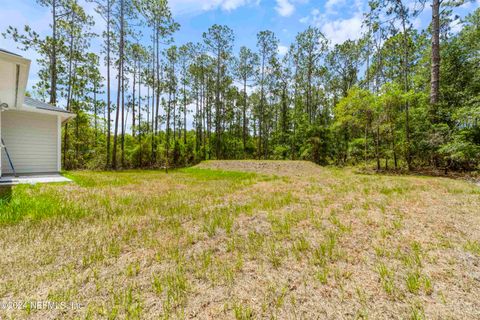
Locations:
275;0;295;17
299;8;318;24
169;0;259;15
299;16;309;24
300;0;366;45
278;45;289;55
221;0;257;11
321;13;364;45
450;21;463;34
325;0;346;14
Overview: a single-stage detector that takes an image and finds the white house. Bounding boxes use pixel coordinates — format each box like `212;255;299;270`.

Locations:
0;49;74;179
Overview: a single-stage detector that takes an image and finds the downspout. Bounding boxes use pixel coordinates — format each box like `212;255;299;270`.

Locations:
0;106;3;178
0;103;8;178
14;65;20;108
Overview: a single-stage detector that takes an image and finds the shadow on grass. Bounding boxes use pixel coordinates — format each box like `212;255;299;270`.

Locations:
355;166;479;183
0;186;12;203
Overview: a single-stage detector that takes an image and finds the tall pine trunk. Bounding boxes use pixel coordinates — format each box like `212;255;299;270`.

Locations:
243;77;247;158
121;63;125;168
401;17;412;170
50;0;57;105
112;0;124;170
132;59;136;137
63;12;75;170
94;82;97;146
154;27;160;164
183;77;187;145
138;59;142;167
430;0;440;107
106;0;111;168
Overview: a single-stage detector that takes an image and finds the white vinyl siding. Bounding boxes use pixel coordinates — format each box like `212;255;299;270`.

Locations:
1;110;59;174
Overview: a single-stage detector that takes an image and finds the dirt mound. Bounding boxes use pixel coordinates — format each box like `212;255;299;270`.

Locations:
195;160;322;177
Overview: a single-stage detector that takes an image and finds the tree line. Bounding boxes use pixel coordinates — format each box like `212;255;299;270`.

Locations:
4;0;479;171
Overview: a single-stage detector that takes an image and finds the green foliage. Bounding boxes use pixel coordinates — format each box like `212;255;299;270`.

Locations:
439;132;480;170
3;1;478;172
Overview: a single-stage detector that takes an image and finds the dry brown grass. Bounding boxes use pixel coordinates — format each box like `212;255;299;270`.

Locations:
0;161;479;319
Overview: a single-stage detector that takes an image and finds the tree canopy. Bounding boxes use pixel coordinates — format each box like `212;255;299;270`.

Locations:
4;1;479;171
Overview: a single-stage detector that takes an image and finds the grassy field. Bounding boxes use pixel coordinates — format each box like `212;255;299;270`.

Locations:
0;161;479;319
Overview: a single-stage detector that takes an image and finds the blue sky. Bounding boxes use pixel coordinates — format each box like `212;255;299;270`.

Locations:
0;0;478;96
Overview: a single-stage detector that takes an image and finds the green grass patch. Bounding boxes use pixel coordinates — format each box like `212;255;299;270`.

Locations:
464;240;480;256
63;170;145;187
0;184;87;224
0;162;478;319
